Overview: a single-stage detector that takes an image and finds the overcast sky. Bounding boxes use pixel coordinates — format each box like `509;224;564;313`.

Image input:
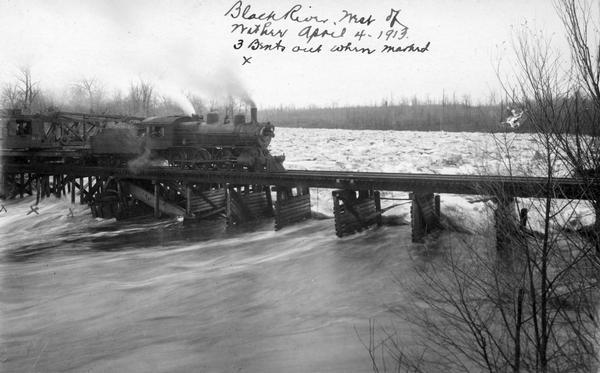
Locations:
0;0;570;108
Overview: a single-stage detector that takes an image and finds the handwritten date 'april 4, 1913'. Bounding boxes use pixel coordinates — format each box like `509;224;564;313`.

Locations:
224;0;431;62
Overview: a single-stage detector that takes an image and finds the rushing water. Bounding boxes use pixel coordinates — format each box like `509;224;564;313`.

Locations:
0;194;425;372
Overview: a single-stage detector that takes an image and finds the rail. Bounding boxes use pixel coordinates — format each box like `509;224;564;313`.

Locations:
3;163;596;199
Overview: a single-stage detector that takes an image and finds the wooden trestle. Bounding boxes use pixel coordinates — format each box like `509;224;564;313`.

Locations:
2;163;598;242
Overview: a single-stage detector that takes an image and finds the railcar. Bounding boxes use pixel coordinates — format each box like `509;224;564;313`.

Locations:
0;110;134;164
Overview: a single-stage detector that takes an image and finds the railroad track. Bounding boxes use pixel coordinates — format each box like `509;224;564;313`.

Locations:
2;163;596;198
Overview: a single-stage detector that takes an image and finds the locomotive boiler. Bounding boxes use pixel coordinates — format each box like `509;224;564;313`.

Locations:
90;107;285;171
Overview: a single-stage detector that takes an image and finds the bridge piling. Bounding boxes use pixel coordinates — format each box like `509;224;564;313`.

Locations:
153;181;160;218
333;189;381;237
410;192;441;243
274;186;311;230
185;184;192;217
226;184;272;225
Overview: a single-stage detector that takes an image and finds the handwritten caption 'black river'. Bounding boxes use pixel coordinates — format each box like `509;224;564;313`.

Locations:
224;1;431;64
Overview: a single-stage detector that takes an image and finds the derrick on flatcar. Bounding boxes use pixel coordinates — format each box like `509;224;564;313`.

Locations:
0;109;138;164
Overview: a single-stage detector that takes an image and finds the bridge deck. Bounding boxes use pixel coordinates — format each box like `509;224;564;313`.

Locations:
4;163;595;199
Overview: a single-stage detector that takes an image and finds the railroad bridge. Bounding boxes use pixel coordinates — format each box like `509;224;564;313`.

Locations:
1;163;597;242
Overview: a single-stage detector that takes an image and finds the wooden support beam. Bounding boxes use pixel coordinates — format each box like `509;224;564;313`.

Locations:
124;182;184;217
226;184;232;225
87;177;103;200
0;173;5;198
374;190;382;226
71;179;76;204
54;175;61;198
153;181;160;218
274;186;311;230
410;192;440;243
79;177;84;204
519;208;528;229
333;189;381;237
36;176;41;205
225;184;273;225
186;184;192;216
19;173;24;198
264;185;273;215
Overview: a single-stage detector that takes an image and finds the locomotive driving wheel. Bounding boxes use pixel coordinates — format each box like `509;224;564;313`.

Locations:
215;149;235;170
191;148;211;170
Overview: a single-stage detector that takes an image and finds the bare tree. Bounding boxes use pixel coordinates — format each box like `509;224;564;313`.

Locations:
366;1;600;371
1;83;21;109
72;77;105;113
129;79;154;116
1;66;41;111
16;66;40;111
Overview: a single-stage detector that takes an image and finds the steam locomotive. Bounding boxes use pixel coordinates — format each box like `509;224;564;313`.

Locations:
0;108;285;172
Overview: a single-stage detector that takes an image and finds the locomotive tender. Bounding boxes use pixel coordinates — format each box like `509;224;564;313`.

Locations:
1;108;285;172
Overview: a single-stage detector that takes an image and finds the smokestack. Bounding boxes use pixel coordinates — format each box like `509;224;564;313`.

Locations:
251;107;257;123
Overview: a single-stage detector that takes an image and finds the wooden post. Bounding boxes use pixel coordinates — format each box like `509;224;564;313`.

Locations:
19;173;24;198
225;184;231;225
153;181;160;218
71;178;76;204
264;185;273;215
54;175;60;198
79;177;84;204
88;176;92;200
117;180;122;199
0;172;4;198
36;176;41;205
186;184;192;216
519;208;528;229
410;192;439;243
45;176;50;198
374;190;382;226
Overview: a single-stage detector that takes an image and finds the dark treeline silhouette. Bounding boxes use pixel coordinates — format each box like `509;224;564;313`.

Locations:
261;96;599;133
2;70;598;135
261;100;500;132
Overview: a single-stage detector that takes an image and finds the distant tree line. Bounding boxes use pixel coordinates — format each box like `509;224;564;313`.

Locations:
261;95;599;133
0;68;205;117
261;100;505;132
2;67;598;134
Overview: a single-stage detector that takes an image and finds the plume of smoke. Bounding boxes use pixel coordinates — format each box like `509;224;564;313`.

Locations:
154;81;196;116
184;66;256;108
1;1;257;115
